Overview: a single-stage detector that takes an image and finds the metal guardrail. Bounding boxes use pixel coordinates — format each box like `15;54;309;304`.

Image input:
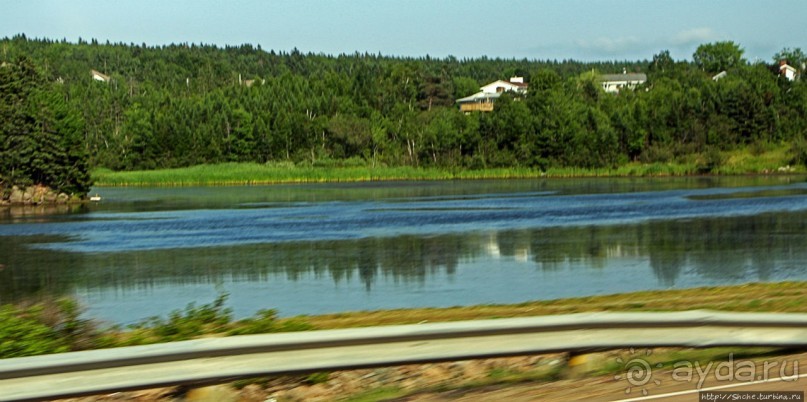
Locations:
3;310;807;401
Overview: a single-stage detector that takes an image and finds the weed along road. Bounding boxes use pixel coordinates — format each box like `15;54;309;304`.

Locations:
3;311;807;401
398;352;807;402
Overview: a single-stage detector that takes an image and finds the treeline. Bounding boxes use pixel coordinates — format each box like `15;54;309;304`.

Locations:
1;35;806;174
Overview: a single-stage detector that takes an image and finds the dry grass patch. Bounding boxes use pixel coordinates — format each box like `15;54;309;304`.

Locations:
290;282;807;330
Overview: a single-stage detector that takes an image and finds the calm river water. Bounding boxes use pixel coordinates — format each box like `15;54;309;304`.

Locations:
2;176;807;325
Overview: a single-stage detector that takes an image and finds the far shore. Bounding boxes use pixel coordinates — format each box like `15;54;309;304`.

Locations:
91;149;803;187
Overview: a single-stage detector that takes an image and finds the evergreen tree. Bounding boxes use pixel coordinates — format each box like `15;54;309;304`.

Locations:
0;56;92;195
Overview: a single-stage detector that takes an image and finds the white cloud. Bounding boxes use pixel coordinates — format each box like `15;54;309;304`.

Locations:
575;36;641;54
671;27;720;46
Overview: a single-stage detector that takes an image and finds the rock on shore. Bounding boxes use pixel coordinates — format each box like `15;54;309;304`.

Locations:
1;185;82;206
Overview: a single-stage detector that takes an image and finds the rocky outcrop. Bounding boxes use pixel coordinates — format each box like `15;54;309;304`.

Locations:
0;185;83;206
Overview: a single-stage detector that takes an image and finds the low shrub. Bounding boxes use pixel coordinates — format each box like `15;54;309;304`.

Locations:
0;305;69;358
312;156;368;168
228;309;314;336
127;293;233;343
789;137;807;167
0;294;315;357
696;147;724;173
0;298;98;358
639;145;673;164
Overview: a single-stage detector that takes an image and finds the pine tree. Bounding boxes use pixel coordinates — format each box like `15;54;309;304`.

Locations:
0;56;92;196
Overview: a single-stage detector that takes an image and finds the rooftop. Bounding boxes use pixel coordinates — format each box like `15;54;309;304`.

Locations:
456;91;502;104
599;73;647;82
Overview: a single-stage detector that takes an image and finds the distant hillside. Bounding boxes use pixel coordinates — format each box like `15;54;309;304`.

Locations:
1;35;805;173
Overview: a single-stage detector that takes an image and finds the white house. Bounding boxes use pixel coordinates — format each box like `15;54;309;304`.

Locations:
712;71;728;81
91;69;110;83
479;77;528;95
456;77;528;112
780;62;798;81
599;71;647;93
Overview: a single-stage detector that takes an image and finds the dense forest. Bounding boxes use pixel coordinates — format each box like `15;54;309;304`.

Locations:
1;35;806;189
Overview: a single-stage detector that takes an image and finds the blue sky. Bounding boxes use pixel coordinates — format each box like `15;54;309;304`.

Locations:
1;0;805;62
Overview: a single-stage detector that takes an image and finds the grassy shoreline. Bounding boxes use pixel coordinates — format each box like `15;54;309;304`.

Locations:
9;281;804;359
299;281;807;330
5;281;806;401
91;145;802;186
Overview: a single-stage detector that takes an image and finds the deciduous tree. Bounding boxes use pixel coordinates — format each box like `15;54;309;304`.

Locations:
693;41;746;73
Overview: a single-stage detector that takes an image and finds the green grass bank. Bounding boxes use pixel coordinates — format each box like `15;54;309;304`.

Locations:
92;145;804;186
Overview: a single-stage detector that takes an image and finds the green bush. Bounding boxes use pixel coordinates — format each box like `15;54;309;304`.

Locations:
0;303;71;358
0;297;101;358
116;293;315;345
128;293;233;343
1;294;315;356
749;141;770;156
789;137;807;167
639;145;673;164
228;309;314;336
696;147;724;173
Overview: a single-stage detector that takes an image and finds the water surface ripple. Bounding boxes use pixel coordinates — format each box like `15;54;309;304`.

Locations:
1;177;806;324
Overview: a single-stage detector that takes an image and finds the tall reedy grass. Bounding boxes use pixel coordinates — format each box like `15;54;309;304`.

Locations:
93;163;552;186
92;144;801;187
